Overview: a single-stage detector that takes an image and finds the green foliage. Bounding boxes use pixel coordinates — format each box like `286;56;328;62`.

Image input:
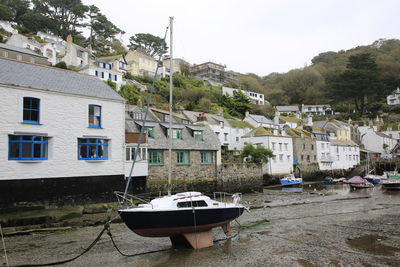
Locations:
128;33;168;58
240;144;274;164
105;79;116;91
222;90;252;119
67;65;78;72
54;61;67;69
327;53;381;115
119;84;141;104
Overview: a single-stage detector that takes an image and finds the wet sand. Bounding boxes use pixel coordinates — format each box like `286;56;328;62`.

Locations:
3;184;400;267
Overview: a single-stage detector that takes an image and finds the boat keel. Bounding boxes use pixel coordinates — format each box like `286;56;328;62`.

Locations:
222;222;232;237
170;230;214;249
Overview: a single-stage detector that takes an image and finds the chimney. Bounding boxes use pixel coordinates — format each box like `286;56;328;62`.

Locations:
274;115;280;125
273;129;278;135
66;34;73;44
198;112;206;122
281;130;286;136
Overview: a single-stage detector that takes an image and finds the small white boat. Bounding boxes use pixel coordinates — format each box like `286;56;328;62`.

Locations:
280;174;303;186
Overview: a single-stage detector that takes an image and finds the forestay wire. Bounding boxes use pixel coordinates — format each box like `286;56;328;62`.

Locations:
122;20;171;201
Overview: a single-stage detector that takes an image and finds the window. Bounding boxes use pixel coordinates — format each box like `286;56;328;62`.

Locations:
108;73;112;79
101;72;104;78
224;133;228;141
3;51;8;57
200;151;214;164
302;144;306;150
182;119;189;124
78;138;108;160
193;130;203;141
23;97;40;124
287;155;291;162
306;155;310;162
272;142;276;150
301;155;304;161
164;114;170;122
279;154;283;162
132;112;142;120
168;129;183;140
148;150;163;165
236;137;239;142
126;147;147;161
321;143;325;149
272;156;276;163
17;54;22;60
9;135;48;160
114;75;117;81
279;143;282;151
284;143;288;151
30;57;35;63
88;105;101;128
176;150;190;164
311;144;314;150
95;70;98;76
177;200;207;208
336;155;339;161
144;127;154;138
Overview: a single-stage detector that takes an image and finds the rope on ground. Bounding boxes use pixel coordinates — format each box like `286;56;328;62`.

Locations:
12;222;108;267
213;219;242;243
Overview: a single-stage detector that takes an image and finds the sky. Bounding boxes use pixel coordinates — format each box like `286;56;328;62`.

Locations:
82;0;400;76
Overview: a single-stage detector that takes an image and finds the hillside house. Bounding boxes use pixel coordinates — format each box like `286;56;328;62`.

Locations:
285;127;317;166
301;104;333;116
387;87;400;105
244;112;278;129
0;43;50;65
275;105;301;118
222;87;265;105
125;48;158;77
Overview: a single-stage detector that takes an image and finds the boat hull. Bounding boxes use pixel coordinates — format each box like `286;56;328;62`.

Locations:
280;180;302;186
119;207;244;237
381;182;400;190
349;183;374;189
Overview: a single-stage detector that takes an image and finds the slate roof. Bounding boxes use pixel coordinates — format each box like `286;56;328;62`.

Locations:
248;114;274;124
242;126;289;138
330;139;358;146
276;105;299;112
0;43;47;58
125;119;220;150
0;57;123;101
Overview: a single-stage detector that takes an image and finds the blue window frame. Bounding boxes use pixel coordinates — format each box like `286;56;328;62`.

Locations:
23;97;40;124
78;138;108;160
108;73;112;79
9;135;48;160
114;75;117;81
95;70;98;76
88;105;101;128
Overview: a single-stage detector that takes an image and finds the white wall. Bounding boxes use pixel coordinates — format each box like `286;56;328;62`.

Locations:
80;66;124;89
316;140;332;171
0;85;125;180
330;144;360;170
242;135;293;175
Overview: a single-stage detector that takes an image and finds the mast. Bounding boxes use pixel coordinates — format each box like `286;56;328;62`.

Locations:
167;16;174;196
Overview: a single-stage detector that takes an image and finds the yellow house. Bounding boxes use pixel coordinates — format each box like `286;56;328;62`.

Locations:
162;58;188;74
125;49;157;77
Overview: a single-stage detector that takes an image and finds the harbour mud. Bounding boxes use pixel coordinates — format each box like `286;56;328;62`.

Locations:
3;184;400;266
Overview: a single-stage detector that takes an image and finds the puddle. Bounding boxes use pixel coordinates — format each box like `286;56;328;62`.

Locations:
297;259;317;267
346;235;400;256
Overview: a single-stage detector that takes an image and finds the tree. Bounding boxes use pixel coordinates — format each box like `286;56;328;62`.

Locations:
86;5;123;53
240;144;274;164
119;84;141;104
0;0;30;24
32;0;89;39
128;33;168;58
221;90;252;118
54;61;67;69
327;53;381;115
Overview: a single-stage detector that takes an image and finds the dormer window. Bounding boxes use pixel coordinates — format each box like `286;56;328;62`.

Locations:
167;129;182;140
144;126;154;138
164;114;170;122
182;119;189;124
193;130;203;141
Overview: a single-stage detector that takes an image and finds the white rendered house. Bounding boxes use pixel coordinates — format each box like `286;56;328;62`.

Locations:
360;126;397;159
241;127;294;176
222;87;265;105
330;139;360;170
0;58;125;205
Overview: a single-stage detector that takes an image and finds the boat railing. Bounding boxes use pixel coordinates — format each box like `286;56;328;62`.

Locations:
213;192;243;206
114;191;153;209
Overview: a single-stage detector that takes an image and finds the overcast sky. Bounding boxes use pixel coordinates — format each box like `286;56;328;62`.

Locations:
82;0;400;76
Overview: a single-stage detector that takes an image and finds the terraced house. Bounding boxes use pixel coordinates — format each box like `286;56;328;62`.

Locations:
0;58;125;206
241;127;294;176
125;106;221;181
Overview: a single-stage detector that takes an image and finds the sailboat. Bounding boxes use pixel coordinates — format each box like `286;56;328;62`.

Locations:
117;17;245;249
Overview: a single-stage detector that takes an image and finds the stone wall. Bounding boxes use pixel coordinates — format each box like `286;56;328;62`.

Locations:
148;150;217;180
147;162;263;194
